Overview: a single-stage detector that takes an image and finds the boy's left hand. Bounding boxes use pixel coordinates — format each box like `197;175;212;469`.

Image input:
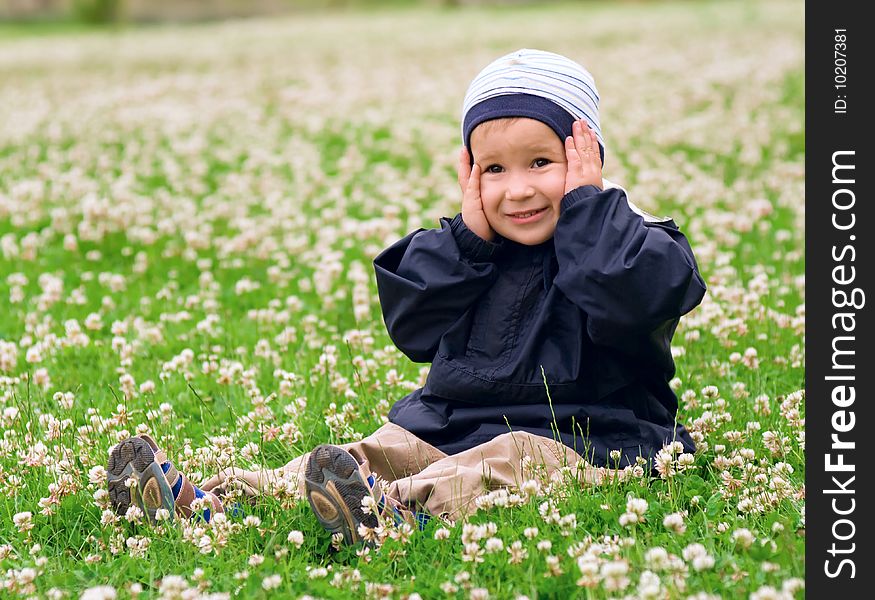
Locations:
564;118;603;194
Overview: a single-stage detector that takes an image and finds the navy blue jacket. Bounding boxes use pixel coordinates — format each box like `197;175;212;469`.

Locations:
373;184;706;468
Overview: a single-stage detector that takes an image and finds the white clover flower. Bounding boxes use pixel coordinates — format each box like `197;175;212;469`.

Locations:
80;586;117;600
308;567;329;579
248;553;265;567
158;575;188;596
124;506;144;523
88;466;107;486
692;554;715;571
13;511;34;533
682;543;707;561
782;578;804;595
148;508;168;522
287;530;305;548
520;479;541;497
462;542;484;563
507;540;528;565
732;528;755;549
637;570;662;599
619;512;639;527
600;560;630;591
243;515;261;528
662;511;686;534
261;574;282;590
677;453;695;467
626;497;648;515
544;554;563;576
360;494;376;515
749;585;786;600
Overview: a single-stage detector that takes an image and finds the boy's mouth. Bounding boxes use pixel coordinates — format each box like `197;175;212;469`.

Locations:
507;207;548;222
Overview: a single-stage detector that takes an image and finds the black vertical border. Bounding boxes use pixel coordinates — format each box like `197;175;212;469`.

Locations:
806;0;873;596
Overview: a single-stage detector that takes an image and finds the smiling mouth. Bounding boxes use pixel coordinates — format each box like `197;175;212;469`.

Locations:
507;207;547;218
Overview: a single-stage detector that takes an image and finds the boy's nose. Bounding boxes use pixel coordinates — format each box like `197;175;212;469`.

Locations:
504;176;536;201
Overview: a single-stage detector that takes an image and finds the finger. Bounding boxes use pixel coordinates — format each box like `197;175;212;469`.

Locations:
585;123;597;157
458;147;470;189
572;120;588;158
237;479;260;497
580;119;592;151
579;119;598;163
466;163;481;198
200;471;230;491
565;135;581;169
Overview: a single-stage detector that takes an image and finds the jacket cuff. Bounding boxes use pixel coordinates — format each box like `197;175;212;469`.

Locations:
447;213;502;262
560;185;604;214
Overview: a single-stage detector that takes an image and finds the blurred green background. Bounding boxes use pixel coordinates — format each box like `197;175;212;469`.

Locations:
3;0;702;25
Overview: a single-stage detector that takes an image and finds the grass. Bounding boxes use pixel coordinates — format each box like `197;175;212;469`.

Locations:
0;1;804;597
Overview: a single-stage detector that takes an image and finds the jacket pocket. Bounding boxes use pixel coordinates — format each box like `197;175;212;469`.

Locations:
464;295;491;357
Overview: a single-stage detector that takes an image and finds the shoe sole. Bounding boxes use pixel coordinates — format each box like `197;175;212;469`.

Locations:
107;437;175;523
304;445;378;545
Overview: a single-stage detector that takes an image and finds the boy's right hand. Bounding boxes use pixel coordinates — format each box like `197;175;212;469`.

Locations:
457;147;495;242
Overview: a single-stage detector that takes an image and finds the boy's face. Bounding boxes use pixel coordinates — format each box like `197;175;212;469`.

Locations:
470;117;567;246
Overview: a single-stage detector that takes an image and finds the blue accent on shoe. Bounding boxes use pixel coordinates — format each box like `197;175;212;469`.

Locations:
171;476;182;497
369;474;391;516
168;471;207;504
170;477;182;500
156;457;217;523
414;511;431;531
367;473;431;530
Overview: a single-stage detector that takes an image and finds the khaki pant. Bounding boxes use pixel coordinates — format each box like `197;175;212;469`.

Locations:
205;422;614;521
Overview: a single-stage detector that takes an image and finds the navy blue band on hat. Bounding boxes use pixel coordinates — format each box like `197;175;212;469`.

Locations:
462;93;604;167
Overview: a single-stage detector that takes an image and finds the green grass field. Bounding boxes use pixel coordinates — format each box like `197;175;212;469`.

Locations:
0;1;805;597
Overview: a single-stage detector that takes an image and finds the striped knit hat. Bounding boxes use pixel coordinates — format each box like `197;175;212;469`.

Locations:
462;48;604;166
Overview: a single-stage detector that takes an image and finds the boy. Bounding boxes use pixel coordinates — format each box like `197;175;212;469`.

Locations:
107;49;706;546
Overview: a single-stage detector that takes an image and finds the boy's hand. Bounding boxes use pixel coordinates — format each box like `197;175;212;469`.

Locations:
457;146;495;242
564;118;604;194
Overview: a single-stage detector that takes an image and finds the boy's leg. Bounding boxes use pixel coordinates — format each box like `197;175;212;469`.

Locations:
385;430;616;521
201;422;446;499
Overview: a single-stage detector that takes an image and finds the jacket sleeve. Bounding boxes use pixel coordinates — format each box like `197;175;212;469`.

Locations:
552;185;706;350
373;213;501;363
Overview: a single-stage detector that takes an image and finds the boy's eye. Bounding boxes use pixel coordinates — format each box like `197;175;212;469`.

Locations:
533;158;551;168
485;165;504;174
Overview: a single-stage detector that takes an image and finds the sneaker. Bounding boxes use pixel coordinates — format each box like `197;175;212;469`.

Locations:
107;434;223;523
304;444;379;545
107;436;175;523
